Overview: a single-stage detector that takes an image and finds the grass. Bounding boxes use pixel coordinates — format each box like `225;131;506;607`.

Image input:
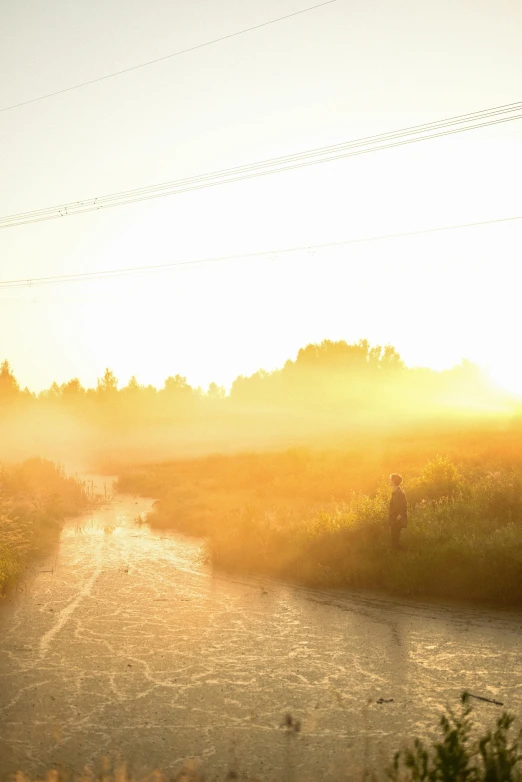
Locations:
116;426;522;607
0;458;98;595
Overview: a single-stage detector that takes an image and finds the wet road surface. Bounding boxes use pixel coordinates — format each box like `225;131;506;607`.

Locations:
1;489;521;780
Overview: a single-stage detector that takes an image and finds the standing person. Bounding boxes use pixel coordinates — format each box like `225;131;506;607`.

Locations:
389;473;407;550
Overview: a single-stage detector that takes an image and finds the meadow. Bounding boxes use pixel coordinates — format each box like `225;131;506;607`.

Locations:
2;340;522;604
0;458;97;594
117;419;522;607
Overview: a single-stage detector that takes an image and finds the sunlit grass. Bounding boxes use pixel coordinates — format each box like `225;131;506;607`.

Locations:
0;458;100;595
118;426;522;606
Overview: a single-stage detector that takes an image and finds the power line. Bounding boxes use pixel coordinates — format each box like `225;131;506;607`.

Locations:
1;101;521;230
0;0;337;114
7;100;522;216
2;212;521;290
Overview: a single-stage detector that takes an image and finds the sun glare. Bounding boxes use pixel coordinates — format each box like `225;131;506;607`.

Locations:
487;365;522;398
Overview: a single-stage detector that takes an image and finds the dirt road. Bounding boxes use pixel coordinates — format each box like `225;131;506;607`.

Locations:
1;489;521;780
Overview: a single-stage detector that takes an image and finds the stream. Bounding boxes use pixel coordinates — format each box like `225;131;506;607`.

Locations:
1;486;521;780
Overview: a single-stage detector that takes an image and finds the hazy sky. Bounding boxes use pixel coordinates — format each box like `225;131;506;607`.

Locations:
1;0;521;393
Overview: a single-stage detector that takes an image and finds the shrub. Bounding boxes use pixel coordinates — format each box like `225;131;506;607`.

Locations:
408;456;464;505
388;692;522;782
0;459;95;595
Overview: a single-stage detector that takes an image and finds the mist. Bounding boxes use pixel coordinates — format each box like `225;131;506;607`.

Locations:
0;339;518;473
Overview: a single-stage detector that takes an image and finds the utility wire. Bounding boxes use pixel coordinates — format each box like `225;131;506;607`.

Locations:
5;100;522;218
2;212;521;290
1;101;521;230
0;0;337;113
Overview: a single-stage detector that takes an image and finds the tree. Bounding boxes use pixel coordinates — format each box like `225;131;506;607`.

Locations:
41;381;61;401
96;368;118;396
381;344;404;371
122;375;142;395
0;360;20;400
207;382;226;401
163;375;192;395
60;378;85;399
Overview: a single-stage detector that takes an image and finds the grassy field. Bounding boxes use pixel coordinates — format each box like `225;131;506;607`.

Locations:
117;421;522;607
0;458;97;595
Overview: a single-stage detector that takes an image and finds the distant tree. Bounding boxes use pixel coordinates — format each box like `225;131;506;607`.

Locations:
96;368;118;396
293;339;377;372
158;375;196;420
122;375;142;395
0;360;20;400
381;344;405;371
229;374;248;401
207;382;226;401
42;381;61;401
229;370;275;404
60;378;85;399
163;375;192;395
449;359;483;381
368;344;383;366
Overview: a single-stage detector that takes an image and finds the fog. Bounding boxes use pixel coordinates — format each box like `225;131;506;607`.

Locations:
0;339;519;474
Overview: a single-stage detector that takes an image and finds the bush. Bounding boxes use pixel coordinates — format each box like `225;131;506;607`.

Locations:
388;692;522;782
408;456;464;505
0;459;95;594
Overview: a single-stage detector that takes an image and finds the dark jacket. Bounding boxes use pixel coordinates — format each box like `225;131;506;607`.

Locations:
389;486;407;528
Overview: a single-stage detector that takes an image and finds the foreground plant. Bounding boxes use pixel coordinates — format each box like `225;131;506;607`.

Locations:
388;692;522;782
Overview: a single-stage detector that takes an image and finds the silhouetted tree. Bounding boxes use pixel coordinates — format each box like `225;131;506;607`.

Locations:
207;382;226;401
0;360;20;402
162;375;192;395
61;378;85;399
381;344;405;371
96;368;118;397
122;376;142;395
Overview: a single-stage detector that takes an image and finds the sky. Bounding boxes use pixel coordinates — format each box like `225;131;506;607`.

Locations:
1;0;522;394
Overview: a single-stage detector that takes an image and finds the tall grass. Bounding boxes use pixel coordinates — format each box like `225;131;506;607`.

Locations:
208;458;522;605
117;433;522;606
0;458;97;595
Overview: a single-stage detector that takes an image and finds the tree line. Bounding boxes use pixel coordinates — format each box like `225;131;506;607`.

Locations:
0;339;514;430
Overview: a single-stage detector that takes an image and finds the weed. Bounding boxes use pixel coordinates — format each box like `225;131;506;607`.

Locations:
0;458;99;594
388;692;522;782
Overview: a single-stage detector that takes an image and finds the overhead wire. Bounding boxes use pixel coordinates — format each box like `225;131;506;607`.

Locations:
5;99;522;215
1;212;521;291
0;0;337;113
1;101;521;230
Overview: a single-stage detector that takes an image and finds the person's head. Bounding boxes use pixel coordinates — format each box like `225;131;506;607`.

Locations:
389;473;403;488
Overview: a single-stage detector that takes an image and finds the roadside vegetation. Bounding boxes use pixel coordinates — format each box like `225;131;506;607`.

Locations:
117;423;522;606
0;458;97;595
388;692;521;782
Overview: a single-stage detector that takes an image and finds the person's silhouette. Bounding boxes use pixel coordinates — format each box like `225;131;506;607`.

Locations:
388;473;407;550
